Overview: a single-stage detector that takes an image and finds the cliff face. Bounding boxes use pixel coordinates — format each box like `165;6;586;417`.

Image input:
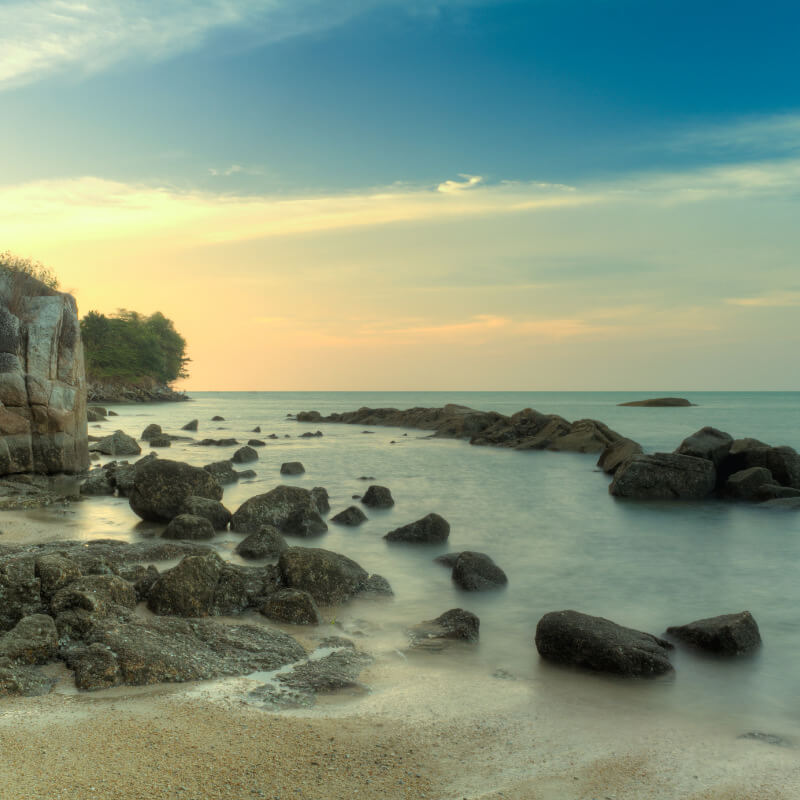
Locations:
0;272;89;474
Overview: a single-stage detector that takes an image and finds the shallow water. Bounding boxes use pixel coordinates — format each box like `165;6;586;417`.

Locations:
30;391;800;736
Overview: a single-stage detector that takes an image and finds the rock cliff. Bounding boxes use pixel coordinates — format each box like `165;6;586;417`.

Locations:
0;271;88;474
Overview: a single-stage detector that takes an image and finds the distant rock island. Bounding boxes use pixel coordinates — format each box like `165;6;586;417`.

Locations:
618;397;694;407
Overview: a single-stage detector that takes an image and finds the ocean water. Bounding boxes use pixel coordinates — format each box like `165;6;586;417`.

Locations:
61;392;800;734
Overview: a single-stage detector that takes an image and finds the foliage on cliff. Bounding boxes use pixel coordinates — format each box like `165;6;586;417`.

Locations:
0;251;60;290
81;310;190;385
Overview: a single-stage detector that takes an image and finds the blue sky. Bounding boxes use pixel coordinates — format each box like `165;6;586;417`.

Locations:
1;0;799;389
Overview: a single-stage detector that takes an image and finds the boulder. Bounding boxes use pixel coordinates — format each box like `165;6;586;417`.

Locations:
280;461;305;475
278;547;369;605
251;426;261;433
80;468;115;496
0;614;58;664
203;459;239;485
409;608;480;648
196;438;238;447
755;484;800;501
618;397;693;407
148;435;172;448
758;497;800;510
722;441;800;489
179;495;231;530
34;554;82;601
89;430;141;457
675;426;733;468
362;574;393;596
451;551;508;591
236;469;256;480
609;453;716;500
235;526;288;560
248;439;266;447
232;446;258;464
311;487;330;514
535;610;674;677
86;407;105;422
118;564;160;602
146;553;224;617
50;574;137;616
261;589;321;625
128;458;223;522
331;506;368;526
230;486;327;537
724;467;777;501
211;415;225;421
0;554;43;632
666;611;761;655
299;430;323;438
597;438;644;474
141;424;162;441
162;513;216;541
181;419;198;431
384;513;449;543
0;658;55;696
361;485;394;509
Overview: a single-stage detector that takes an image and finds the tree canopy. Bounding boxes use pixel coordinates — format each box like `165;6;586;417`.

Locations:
81;310;190;385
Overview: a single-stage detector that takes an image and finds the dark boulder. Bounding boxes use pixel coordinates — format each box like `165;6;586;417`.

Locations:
232;446;258;464
0;554;44;632
278;547;369;605
34;554;82;601
618;397;693;407
596;438;644;475
0;614;58;664
675;426;733;468
180;495;231;530
331;506;368;526
235;469;257;480
280;461;305;475
251;426;261;433
129;458;223;522
162;513;216;541
80;468;116;496
211;415;225;421
535;610;674;677
299;430;323;438
235;526;289;559
196;438;238;447
148;435;172;448
261;589;321;625
181;419;199;431
666;611;762;655
722;441;800;489
141;424;163;441
362;574;393;596
230;486;327;537
361;485;394;509
758;497;800;510
50;574;137;616
311;487;330;514
609;453;716;500
755;484;800;501
146;553;224;617
248;439;266;447
409;608;480;649
89;430;142;456
203;459;239;485
724;467;777;501
117;564;160;602
384;513;449;543
451;551;508;591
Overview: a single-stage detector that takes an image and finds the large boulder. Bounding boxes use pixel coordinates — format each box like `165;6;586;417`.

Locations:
162;513;216;541
609;453;716;500
140;424;163;441
596;438;643;474
50;574;137;616
535;610;674;677
0;275;88;475
361;485;394;509
34;554;81;601
0;614;58;664
409;608;480;649
384;513;449;543
666;611;761;655
724;467;777;501
146;553;224;617
128;458;223;522
722;441;800;489
261;589;321;625
331;506;368;526
80;468;115;496
89;430;141;457
235;526;288;559
232;446;258;464
280;461;305;475
203;460;239;485
0;553;43;632
675;426;733;468
451;551;508;591
179;495;231;530
230;486;327;537
277;547;369;605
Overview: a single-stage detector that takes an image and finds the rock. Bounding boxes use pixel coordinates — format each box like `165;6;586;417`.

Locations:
278;547;369;605
80;468;115;496
129;458;223;522
0;553;43;632
86;407;105;422
50;574;137;616
675;426;733;468
261;589;321;625
280;461;305;475
409;608;480;648
666;611;761;655
69;615;305;689
247;439;266;447
180;495;231;530
181;419;198;431
433;552;462;568
235;469;256;480
232;445;258;463
331;506;368;526
361;485;394;509
195;438;238;447
141;424;162;441
724;467;777;500
211;415;225;421
597;438;644;474
34;554;82;601
0;614;58;664
148;435;172;448
722;441;800;489
385;513;449;543
71;642;119;690
117;564;160;602
535;610;674;677
754;484;800;501
251;426;261;433
609;453;716;500
230;486;327;537
104;459;140;497
0;658;55;696
235;526;289;559
146;553;224;617
203;459;239;485
162;513;216;541
758;497;800;510
618;397;693;407
451;551;508;590
362;574;393;596
89;430;141;456
300;430;323;438
0;277;88;476
310;486;329;514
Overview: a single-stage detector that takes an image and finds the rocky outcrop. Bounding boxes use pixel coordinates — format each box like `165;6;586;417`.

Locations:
235;526;288;559
280;461;304;475
409;608;480;650
88;430;141;456
535;610;674;677
618;397;693;407
0;272;88;475
86;380;188;404
451;551;508;591
230;486;327;537
261;588;321;625
384;513;449;543
297;404;631;454
162;513;215;541
597;438;644;475
361;485;394;508
609;453;717;500
331;506;368;526
666;611;761;655
277;547;375;605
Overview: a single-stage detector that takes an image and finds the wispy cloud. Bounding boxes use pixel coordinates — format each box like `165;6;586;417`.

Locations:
725;291;800;308
437;174;483;193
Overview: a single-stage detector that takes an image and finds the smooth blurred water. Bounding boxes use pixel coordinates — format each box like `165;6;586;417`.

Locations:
67;391;800;733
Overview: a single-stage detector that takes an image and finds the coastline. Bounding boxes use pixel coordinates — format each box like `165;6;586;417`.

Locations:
87;380;189;404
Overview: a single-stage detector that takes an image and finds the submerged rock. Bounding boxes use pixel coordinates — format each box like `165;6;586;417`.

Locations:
280;461;305;475
230;485;327;537
203;459;239;485
535;610;674;677
180;495;231;530
181;419;199;431
235;526;289;559
331;506;368;526
261;588;321;625
451;551;507;591
361;485;394;509
384;513;449;543
618;397;693;407
409;608;480;650
162;513;216;541
232;446;258;464
666;611;762;655
278;547;369;605
609;453;716;500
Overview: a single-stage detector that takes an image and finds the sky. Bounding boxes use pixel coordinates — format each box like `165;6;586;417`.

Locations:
1;0;799;391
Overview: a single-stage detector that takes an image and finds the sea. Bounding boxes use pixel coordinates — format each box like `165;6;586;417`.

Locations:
40;391;800;738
